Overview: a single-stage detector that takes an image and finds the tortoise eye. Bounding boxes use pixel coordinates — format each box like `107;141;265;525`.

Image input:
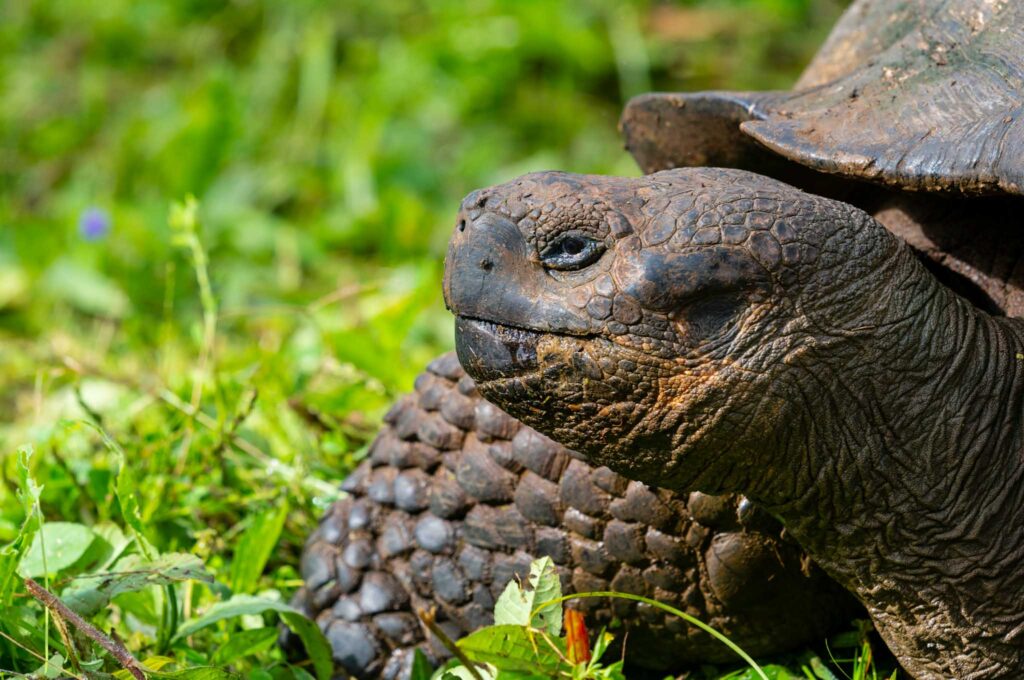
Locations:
541;234;605;271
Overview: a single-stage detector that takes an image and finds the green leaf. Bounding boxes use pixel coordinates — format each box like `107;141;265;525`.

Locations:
211;627;279;665
18;522;95;577
153;667;237;679
807;656;841;680
34;653;65;679
41;258;131;318
173;595;332;680
494;557;562;636
0;447;43;604
410;649;434;680
230;502;288;594
111;440;151;556
727;666;804;680
76;421;157;559
62;552;212;617
439;665;497;680
278;611;332;680
284;667;317;680
458;625;567;675
114;659;237;680
90;523;134;571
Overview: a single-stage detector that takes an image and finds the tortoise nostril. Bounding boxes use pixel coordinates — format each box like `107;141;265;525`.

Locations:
458;219;467;232
479;258;494;271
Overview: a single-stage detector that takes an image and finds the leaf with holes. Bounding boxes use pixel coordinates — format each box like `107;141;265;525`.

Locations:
494;557;562;636
62;552;212;617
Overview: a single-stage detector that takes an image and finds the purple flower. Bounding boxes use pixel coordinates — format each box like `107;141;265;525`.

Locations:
79;207;111;241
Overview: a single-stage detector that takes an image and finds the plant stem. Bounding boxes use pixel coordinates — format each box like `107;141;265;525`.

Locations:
24;578;146;680
416;607;486;680
534;591;769;680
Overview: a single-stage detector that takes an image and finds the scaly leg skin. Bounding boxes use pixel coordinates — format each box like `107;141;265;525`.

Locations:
288;353;858;679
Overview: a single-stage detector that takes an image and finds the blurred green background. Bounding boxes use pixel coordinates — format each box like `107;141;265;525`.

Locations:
0;0;850;676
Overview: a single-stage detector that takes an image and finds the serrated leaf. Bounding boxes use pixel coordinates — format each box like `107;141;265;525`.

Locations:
458;625;567;675
173;595;331;680
211;627;278;665
230;502;288;594
18;522;95;577
493;557;562;636
62;552;212;617
0;447;43;604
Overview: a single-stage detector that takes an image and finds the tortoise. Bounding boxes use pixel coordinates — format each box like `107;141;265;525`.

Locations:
291;353;857;678
444;0;1024;678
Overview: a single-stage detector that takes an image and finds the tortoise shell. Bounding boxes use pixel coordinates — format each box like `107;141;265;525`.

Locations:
622;0;1024;196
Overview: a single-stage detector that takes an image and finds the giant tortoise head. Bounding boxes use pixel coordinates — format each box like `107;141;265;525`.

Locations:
443;167;907;495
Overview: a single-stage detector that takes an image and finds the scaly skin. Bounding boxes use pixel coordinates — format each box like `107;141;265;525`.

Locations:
290;352;856;678
444;167;1024;679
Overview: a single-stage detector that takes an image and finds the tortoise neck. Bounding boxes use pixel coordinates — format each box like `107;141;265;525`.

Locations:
766;258;1024;678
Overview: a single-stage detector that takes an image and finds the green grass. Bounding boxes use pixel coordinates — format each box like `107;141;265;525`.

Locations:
0;0;900;677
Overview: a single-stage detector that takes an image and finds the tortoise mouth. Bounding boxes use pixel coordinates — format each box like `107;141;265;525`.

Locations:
454;317;549;383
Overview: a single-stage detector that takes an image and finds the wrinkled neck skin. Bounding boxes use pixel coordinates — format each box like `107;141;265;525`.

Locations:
749;247;1024;679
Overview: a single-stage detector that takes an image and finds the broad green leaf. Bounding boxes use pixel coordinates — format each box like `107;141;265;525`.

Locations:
173;595;331;680
211;627;279;665
230;502;288;594
18;522;95;577
493;557;562;636
62;552;212;617
457;625;567;675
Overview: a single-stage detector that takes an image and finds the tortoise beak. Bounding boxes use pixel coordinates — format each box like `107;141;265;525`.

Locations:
454;317;540;383
443;211;592;335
